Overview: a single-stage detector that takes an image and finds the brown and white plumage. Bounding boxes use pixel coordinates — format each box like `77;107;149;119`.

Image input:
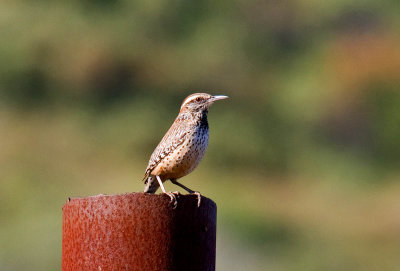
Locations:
142;93;228;204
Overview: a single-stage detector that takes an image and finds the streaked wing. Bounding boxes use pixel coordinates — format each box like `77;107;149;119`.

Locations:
142;117;189;182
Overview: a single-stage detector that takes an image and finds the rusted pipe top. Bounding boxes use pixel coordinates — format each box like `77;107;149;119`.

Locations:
62;192;216;271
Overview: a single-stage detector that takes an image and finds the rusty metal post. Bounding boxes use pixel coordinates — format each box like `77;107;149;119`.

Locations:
62;193;216;271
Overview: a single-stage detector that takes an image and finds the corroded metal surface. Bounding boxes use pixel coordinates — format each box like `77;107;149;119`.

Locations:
62;193;216;271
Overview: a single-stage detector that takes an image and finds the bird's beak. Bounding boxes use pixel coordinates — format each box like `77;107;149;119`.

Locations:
210;95;229;102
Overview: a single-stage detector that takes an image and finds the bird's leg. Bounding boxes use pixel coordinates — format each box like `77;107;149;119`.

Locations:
170;179;201;207
156;175;178;208
171;179;195;193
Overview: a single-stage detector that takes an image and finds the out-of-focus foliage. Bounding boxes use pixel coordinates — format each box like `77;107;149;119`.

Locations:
1;0;399;270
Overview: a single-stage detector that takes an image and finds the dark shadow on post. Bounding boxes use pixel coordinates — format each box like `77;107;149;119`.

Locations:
62;193;216;271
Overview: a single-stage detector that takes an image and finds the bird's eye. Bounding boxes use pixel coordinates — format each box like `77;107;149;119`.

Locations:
196;97;201;102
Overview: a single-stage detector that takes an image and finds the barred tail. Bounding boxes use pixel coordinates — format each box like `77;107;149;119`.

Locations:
143;175;160;193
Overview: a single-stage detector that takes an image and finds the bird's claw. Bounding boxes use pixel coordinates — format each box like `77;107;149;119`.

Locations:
193;191;202;207
165;192;179;209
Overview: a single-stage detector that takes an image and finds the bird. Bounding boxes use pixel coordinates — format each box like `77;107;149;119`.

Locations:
142;93;228;207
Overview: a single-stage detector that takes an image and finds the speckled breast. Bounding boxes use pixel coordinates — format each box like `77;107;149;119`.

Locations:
153;126;209;180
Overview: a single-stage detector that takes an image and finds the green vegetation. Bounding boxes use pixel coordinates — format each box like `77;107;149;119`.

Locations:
1;0;399;270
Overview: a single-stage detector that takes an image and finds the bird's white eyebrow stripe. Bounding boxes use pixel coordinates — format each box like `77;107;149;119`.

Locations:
181;94;203;109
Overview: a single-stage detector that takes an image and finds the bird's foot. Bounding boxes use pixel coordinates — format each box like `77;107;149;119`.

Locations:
165;191;180;209
192;191;202;207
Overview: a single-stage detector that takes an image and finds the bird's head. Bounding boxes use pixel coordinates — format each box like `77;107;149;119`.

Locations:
180;93;228;114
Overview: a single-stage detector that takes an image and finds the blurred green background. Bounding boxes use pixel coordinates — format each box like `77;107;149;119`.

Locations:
1;0;400;270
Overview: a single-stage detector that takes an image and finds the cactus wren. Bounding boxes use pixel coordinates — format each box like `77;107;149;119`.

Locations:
142;93;228;206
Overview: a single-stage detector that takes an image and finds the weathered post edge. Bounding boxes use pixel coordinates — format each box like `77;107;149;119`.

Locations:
62;192;217;271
